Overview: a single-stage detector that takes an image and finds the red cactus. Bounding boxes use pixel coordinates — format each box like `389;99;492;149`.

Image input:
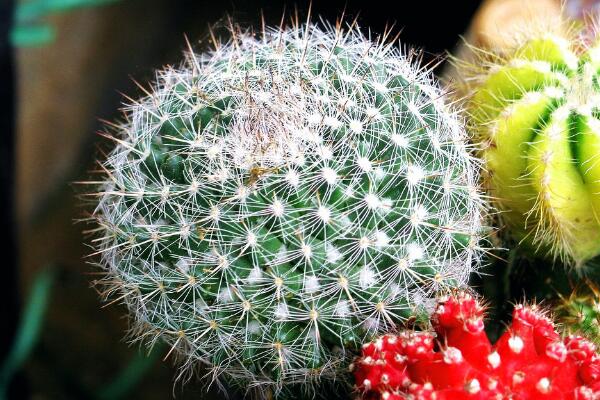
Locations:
352;292;600;399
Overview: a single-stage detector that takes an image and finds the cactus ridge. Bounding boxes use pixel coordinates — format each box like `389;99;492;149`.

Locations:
465;22;600;266
89;22;484;397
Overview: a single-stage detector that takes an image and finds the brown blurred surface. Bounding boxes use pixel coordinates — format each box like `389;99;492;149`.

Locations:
16;1;232;398
470;0;562;50
442;0;563;86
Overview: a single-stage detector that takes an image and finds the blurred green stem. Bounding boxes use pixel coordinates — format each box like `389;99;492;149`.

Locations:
97;342;165;400
0;267;55;400
12;0;121;47
16;0;119;22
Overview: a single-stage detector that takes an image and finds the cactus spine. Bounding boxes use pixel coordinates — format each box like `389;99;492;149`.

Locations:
557;283;600;339
464;20;600;266
89;21;484;397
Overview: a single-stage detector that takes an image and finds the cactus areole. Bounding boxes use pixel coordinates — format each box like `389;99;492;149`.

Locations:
353;292;600;399
468;26;600;266
90;23;483;396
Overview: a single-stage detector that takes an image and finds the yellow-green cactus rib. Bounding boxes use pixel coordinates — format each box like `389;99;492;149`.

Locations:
469;32;600;266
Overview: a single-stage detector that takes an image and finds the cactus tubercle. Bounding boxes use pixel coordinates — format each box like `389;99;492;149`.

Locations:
353;291;600;399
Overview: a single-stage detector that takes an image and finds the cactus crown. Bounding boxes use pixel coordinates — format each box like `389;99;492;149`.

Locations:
462;18;600;266
89;20;484;398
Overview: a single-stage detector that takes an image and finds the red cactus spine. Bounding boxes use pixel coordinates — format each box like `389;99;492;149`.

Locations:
352;292;600;399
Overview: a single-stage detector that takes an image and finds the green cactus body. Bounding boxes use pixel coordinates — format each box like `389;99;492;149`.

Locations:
557;285;600;339
91;24;483;397
469;31;600;266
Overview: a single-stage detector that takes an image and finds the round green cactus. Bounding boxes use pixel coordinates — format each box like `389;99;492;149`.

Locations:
466;24;600;266
89;22;484;397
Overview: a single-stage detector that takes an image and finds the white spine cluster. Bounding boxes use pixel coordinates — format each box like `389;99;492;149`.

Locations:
89;21;485;398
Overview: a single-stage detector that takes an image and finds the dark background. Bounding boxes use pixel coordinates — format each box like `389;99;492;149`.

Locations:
3;1;482;399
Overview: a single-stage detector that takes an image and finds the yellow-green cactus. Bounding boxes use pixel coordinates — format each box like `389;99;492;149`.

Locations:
465;23;600;266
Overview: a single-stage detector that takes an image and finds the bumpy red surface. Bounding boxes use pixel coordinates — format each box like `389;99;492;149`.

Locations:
352;292;600;399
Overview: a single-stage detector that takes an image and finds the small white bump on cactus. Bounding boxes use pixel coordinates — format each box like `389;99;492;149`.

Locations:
87;18;485;398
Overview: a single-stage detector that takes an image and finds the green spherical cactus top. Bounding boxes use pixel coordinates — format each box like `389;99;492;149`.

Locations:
90;23;484;397
467;25;600;266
